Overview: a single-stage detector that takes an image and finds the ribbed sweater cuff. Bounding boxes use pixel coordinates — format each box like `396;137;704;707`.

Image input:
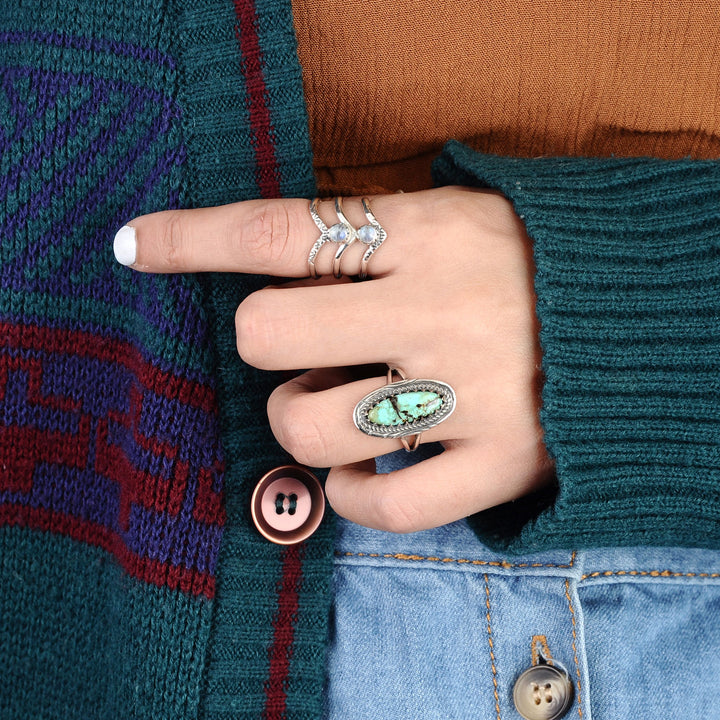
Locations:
433;141;720;552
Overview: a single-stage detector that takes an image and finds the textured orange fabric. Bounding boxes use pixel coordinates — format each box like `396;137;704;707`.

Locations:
292;0;720;195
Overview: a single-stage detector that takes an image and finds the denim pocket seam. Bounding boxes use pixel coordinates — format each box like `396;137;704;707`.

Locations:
564;579;584;720
482;574;502;720
335;550;577;569
580;569;720;582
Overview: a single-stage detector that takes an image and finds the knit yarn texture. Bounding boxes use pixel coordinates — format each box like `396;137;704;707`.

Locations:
0;0;334;718
434;142;720;552
3;0;720;716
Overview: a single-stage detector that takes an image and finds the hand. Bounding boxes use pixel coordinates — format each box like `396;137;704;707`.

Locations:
116;186;554;533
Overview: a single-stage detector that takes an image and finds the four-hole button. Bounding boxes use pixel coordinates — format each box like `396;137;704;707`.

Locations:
513;664;574;720
251;465;325;544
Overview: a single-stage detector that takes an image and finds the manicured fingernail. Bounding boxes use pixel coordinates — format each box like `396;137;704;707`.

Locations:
113;225;136;266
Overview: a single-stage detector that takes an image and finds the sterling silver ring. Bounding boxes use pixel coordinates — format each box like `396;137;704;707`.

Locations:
353;368;456;452
308;197;356;279
331;197;358;278
357;198;387;279
308;196;387;279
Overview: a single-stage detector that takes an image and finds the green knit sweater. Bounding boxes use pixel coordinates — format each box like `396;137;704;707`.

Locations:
1;0;718;717
434;145;720;552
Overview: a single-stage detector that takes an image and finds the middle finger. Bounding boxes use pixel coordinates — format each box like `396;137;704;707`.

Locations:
236;279;418;370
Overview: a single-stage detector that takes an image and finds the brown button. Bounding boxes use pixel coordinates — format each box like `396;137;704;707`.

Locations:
251;465;325;544
513;665;574;720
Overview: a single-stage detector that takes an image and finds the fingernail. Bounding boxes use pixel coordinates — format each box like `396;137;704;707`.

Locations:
113;225;136;266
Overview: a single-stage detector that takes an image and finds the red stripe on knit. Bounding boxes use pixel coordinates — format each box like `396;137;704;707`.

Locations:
1;321;216;412
231;5;301;714
232;0;282;198
263;544;304;720
0;503;216;598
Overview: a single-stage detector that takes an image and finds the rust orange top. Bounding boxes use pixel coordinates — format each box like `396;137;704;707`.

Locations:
292;0;720;195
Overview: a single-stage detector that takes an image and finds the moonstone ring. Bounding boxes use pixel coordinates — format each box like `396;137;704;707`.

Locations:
353;368;456;452
357;197;387;279
307;197;388;279
331;197;358;278
307;197;356;279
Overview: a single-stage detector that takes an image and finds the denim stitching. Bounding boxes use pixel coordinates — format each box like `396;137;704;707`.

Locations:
335;551;577;569
581;569;720;581
483;574;502;720
563;579;583;719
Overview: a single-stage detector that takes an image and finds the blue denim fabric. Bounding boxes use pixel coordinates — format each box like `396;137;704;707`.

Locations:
323;451;720;719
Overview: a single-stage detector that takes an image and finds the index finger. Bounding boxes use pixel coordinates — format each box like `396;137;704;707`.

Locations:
113;198;317;276
112;195;399;278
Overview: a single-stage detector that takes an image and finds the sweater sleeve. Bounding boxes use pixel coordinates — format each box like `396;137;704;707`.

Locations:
433;140;720;553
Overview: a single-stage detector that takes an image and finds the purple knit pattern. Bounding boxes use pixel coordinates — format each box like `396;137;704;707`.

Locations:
1;32;226;597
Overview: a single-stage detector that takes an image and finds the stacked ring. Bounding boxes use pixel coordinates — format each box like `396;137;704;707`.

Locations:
357;198;387;280
307;196;387;279
308;197;356;279
331;197;357;278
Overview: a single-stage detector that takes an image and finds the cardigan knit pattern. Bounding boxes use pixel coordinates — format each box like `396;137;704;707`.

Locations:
1;0;719;717
1;0;334;717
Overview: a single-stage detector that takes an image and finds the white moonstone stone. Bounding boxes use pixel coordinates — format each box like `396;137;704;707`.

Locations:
329;223;348;243
358;224;377;245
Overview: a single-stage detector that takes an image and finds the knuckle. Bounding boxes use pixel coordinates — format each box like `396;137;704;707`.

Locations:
431;188;474;228
370;489;425;534
234;293;275;368
273;396;332;466
424;186;483;234
245;201;294;266
158;210;189;270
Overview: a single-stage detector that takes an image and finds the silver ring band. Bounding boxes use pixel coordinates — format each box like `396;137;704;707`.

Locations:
308;197;358;279
358;198;387;280
308;198;329;280
331;197;357;279
308;196;387;279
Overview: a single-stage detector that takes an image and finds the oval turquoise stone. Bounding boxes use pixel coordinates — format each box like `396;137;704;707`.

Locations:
367;391;443;427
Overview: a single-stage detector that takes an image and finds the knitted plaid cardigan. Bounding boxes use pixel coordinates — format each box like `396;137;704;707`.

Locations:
2;0;719;717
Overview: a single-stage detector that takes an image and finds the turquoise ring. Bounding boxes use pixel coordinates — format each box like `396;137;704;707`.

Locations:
353;368;456;451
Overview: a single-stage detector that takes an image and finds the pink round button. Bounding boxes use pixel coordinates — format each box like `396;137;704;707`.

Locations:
260;477;311;532
251;465;325;544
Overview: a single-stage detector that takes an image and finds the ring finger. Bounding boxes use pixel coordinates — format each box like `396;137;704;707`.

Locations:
268;368;468;468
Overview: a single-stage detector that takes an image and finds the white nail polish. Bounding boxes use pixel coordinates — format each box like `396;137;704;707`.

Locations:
113;225;137;266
